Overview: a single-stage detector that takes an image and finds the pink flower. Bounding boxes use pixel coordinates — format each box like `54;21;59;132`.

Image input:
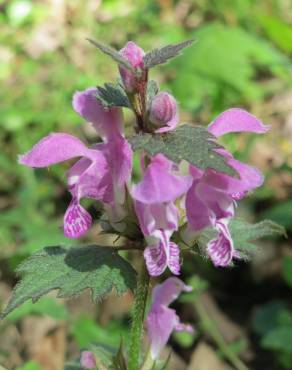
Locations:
149;92;179;133
80;351;96;369
19;88;132;238
119;41;145;92
132;155;192;276
147;277;193;359
185;108;270;266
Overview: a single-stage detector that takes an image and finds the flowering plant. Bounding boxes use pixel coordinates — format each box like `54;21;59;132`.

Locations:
1;39;285;369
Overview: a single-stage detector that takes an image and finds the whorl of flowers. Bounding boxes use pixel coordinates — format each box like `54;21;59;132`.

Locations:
19;40;269;275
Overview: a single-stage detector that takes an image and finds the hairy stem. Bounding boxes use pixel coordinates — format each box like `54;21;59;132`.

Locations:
128;261;150;370
194;298;250;370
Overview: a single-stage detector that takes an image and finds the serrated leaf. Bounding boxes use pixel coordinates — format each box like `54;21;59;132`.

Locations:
198;219;286;258
1;245;137;319
87;39;135;72
229;219;286;253
96;83;130;108
143;39;195;69
130;124;237;177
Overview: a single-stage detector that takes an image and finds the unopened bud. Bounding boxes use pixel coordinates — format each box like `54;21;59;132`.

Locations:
149;92;179;132
119;41;144;92
80;351;96;369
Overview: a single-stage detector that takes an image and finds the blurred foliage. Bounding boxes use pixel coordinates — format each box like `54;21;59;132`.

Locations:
0;0;292;368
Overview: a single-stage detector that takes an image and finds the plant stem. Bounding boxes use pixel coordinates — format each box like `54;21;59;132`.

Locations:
194;298;250;370
128;261;150;370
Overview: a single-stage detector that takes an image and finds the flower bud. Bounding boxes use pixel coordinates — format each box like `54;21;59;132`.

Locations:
80;351;96;369
119;41;144;92
149;92;179;132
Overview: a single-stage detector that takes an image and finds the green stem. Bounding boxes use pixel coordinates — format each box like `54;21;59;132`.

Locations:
194;298;250;370
128;261;150;370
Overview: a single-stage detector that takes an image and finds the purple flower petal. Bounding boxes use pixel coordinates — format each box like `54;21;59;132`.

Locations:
64;198;92;238
119;41;144;92
168;242;180;275
147;305;178;359
207;220;235;267
67;153;113;204
203;158;264;200
144;230;181;277
208;108;270;137
144;241;168;277
196;182;235;220
103;136;133;187
132;159;192;204
185;180;212;231
152;277;193;307
19;133;94;168
72;88;123;140
80;351;96;369
134;201;178;236
147;277;193;359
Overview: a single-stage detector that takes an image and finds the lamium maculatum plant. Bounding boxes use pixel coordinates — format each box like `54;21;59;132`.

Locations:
1;39;286;370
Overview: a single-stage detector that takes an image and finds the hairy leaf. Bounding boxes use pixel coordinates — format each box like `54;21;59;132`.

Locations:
96;83;130;108
143;39;195;69
130;124;236;177
87;39;135;72
230;219;286;253
1;245;137;319
198;219;286;258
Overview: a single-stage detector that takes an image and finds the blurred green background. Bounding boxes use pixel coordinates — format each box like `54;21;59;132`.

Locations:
0;0;292;369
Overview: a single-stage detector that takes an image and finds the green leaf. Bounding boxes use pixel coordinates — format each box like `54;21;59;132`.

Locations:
260;200;292;229
229;219;286;254
130;124;237;177
87;39;135;72
6;296;68;322
262;327;292;351
198;219;286;258
143;39;195;69
96;82;131;108
282;256;292;288
252;301;288;336
1;245;137;319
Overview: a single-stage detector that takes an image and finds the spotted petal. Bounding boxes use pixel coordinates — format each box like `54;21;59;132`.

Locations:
207;220;235;267
64;198;92;238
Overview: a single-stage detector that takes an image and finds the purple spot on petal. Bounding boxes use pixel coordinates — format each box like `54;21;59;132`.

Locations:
64;198;92;238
